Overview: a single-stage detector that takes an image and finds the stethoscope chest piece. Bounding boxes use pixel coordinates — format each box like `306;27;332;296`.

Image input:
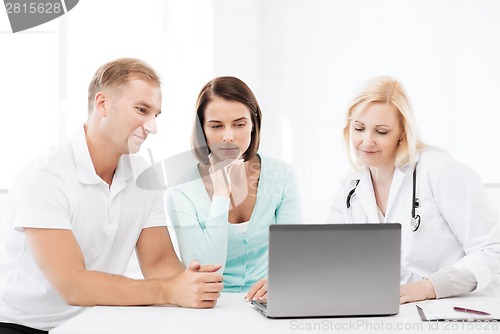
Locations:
411;214;421;232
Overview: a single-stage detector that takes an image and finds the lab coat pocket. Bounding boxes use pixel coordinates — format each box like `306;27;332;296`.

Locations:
402;204;445;263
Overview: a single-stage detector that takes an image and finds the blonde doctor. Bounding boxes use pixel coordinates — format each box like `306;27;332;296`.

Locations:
328;76;500;304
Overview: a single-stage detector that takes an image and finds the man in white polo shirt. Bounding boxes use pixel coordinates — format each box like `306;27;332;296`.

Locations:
0;58;223;334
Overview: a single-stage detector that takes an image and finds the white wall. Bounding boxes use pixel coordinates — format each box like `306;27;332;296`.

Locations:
208;0;500;223
2;0;500;224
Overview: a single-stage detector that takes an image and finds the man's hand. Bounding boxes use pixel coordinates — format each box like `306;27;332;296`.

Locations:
25;228;223;307
164;260;223;308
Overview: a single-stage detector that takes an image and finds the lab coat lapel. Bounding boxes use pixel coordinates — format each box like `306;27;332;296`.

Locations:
355;169;379;223
384;167;407;223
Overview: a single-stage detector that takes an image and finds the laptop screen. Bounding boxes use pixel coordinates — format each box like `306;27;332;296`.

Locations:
263;223;401;318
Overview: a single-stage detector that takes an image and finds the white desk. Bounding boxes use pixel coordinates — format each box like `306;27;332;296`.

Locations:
51;293;499;334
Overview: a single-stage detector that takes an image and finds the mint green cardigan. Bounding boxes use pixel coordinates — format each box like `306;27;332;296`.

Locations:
166;155;302;292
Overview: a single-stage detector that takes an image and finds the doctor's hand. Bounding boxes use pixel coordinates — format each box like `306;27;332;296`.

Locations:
245;278;267;302
399;279;436;304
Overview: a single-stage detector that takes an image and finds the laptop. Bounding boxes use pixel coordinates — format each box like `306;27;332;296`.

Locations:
251;223;401;318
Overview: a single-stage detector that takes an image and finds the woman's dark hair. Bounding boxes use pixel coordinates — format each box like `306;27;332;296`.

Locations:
192;76;262;163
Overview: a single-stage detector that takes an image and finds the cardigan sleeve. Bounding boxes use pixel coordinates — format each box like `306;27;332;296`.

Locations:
166;186;230;272
275;164;303;225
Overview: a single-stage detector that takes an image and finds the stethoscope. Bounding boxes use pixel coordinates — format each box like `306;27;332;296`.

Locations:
346;164;421;232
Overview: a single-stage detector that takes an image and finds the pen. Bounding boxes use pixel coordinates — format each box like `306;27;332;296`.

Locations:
453;306;491;316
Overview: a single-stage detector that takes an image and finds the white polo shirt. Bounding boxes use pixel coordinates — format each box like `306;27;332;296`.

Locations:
0;126;166;331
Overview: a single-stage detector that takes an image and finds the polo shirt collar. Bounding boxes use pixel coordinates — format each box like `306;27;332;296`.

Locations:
114;155;134;186
72;125;133;185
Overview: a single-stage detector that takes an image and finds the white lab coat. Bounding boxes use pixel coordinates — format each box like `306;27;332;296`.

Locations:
328;149;500;295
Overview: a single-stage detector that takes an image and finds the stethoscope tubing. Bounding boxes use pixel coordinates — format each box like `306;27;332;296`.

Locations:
346;164;420;232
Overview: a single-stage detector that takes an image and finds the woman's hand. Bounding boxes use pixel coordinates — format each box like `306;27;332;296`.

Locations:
208;156;244;197
245;278;267;302
400;279;436;304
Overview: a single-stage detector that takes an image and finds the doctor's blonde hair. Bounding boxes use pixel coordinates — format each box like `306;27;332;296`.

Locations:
343;76;426;169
